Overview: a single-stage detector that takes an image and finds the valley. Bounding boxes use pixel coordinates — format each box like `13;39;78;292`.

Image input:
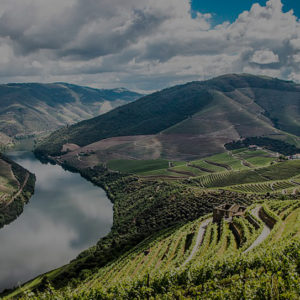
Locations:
1;74;300;299
0;151;113;292
35;74;300;160
5;138;300;298
4;151;300;298
1;0;300;297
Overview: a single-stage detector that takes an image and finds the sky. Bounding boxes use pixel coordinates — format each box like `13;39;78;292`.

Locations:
0;0;300;92
191;0;300;23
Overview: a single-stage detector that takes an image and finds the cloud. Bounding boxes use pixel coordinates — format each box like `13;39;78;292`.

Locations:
251;49;280;64
0;0;299;91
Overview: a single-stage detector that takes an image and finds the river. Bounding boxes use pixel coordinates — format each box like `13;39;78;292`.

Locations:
0;151;113;291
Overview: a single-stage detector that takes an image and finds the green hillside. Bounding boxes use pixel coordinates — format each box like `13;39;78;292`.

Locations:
3;74;300;299
0;153;35;229
35;74;300;160
35;85;213;156
8;197;300;299
0;83;141;148
4;145;300;299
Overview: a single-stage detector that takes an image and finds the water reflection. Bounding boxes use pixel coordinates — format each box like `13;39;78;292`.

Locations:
0;152;113;291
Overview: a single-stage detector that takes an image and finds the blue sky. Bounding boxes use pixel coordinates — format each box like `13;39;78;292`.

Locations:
191;0;300;23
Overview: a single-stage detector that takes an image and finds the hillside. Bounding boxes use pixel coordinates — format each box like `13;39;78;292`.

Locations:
0;83;141;148
4;145;300;298
3;74;300;298
31;203;300;299
0;153;35;229
35;74;300;160
6;181;300;298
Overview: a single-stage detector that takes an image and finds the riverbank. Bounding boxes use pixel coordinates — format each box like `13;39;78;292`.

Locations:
23;152;256;292
4;147;300;297
0;151;113;294
0;153;35;229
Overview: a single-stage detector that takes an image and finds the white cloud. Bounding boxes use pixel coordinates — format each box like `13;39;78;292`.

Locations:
293;53;300;62
290;38;300;50
0;0;299;91
251;50;279;64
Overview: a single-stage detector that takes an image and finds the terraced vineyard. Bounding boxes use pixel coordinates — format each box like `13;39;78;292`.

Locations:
107;148;278;178
168;164;205;177
207;152;248;170
227;179;298;194
232;149;276;168
13;197;300;299
188;160;300;190
3;147;300;299
89;216;209;287
8;74;300;299
188;160;224;173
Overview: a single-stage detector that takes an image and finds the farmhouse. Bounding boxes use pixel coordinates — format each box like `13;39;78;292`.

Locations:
213;203;246;223
248;145;262;151
289;154;300;160
248;145;257;150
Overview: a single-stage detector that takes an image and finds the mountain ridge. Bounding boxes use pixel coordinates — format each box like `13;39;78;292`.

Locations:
0;82;142;148
35;74;300;161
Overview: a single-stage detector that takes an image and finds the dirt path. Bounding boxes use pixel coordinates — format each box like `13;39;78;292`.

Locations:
182;218;212;267
240;159;252;168
229;151;252;168
204;160;232;171
290;179;300;186
290;179;300;194
187;164;214;173
5;172;29;207
243;206;271;254
167;168;195;177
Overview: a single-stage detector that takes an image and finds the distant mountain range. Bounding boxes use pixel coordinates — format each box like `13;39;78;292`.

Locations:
35;74;300;161
0;82;142;147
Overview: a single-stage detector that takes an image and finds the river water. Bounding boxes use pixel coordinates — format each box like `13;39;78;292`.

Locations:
0;151;113;291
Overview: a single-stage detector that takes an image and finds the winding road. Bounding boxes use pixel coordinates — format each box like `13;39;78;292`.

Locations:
243;206;271;254
182;217;212;267
5;172;29;207
181;205;272;266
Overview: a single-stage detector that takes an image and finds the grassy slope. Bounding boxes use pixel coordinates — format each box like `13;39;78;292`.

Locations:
12;198;300;299
108;148;277;177
163;89;278;138
107;159;169;174
105;149;300;194
190;160;300;188
4;148;300;298
104;150;300;195
2;164;258;298
35;84;213;155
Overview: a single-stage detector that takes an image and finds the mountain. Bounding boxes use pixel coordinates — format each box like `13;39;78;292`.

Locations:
0;82;142;147
4;74;300;299
35;74;300;161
